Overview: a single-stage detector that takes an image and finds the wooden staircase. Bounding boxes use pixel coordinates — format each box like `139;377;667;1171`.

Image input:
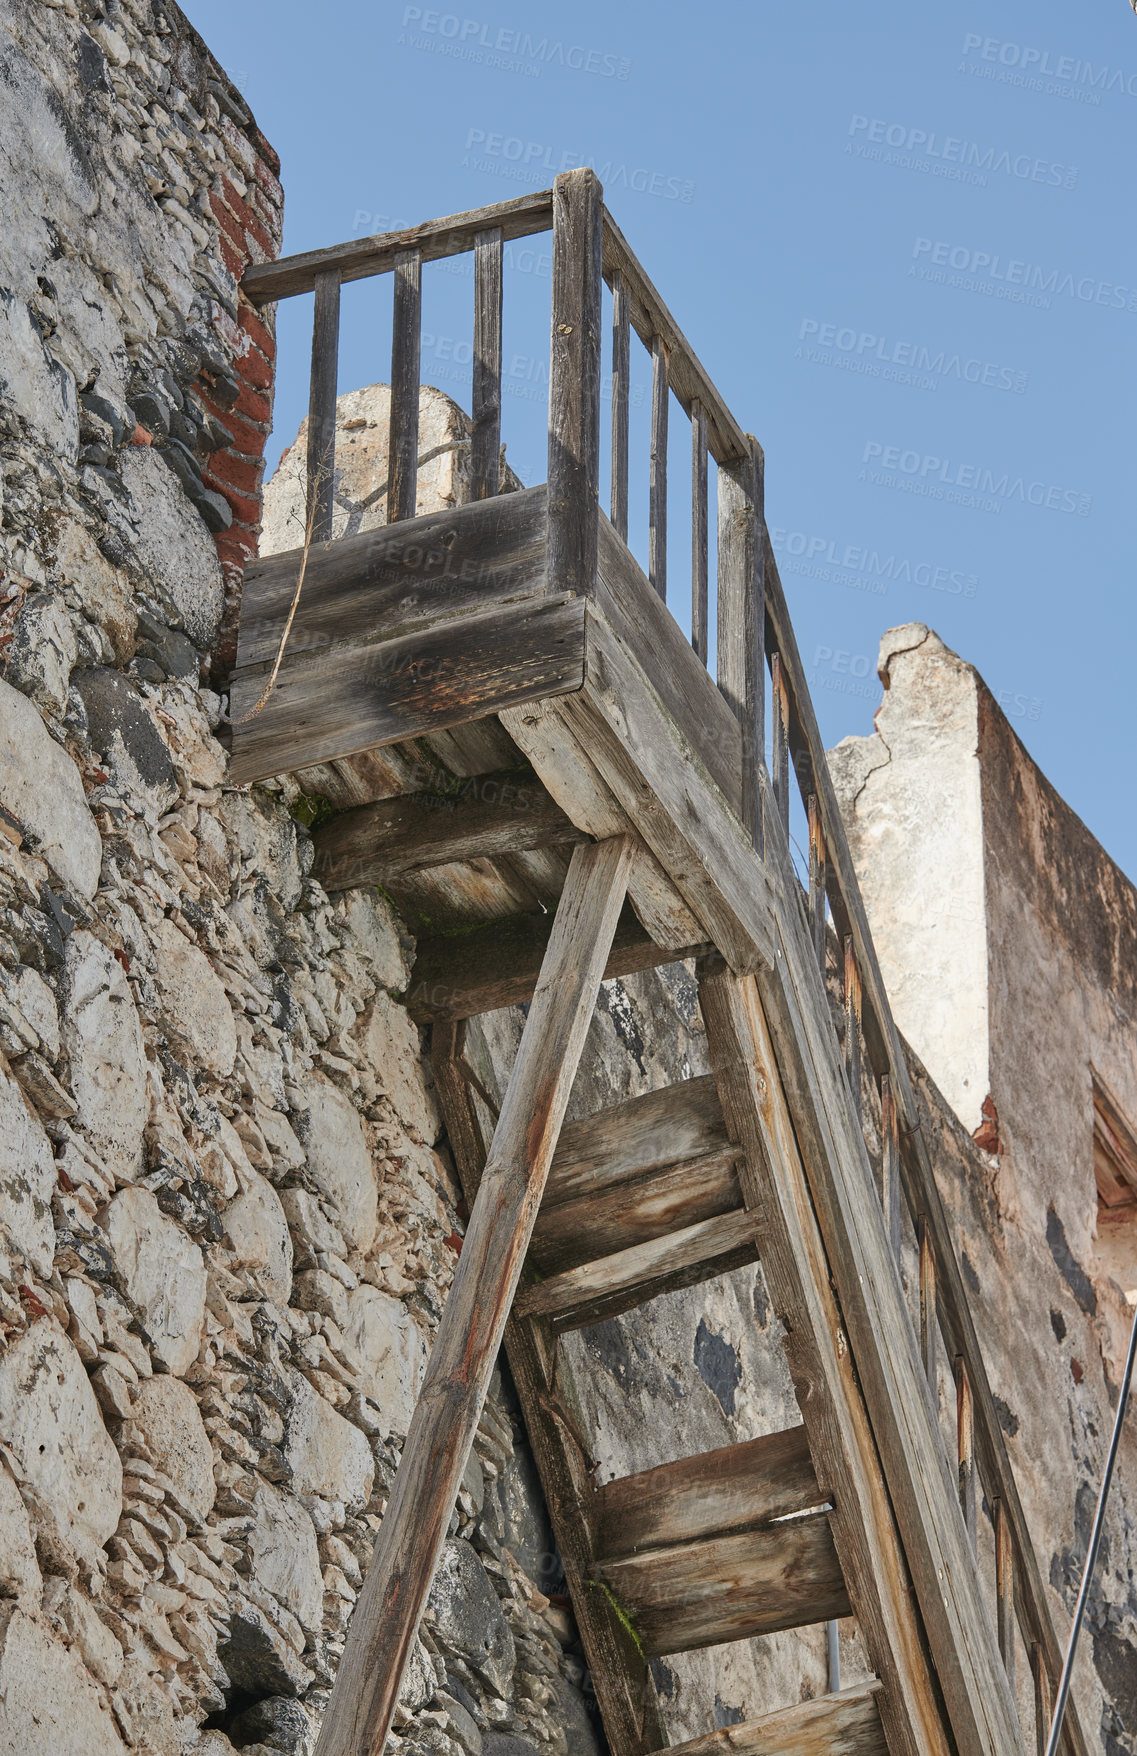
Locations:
230;173;1087;1756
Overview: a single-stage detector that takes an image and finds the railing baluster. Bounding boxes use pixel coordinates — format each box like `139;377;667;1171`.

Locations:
807;793;826;966
1032;1644;1053;1756
843;936;862;1125
471;227;503;501
610;268;629;540
771;649;790;832
307;268;341;542
716;438;764;853
881;1074;902;1268
919;1215;937;1385
996;1499;1016;1691
389;247;422;524
691;399;708;664
548;168;603;599
955;1355;977;1551
649;335;669;599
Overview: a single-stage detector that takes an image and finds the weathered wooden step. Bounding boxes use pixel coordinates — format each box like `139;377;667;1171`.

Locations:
664;1680;885;1756
531;1076;742;1274
515;1206;760;1330
407;902;711;1021
311;769;585;892
593;1426;821;1553
593;1427;849;1655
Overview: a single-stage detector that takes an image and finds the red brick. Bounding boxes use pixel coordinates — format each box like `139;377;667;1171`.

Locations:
215;528;257;569
209;190;245;248
220;177;275;257
238;304;276;361
237;347;273;392
217;233;246;279
206;450;262;496
234;382;272;427
202;475;261;526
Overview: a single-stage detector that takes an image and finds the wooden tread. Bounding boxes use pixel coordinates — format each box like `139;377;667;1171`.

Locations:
665;1681;885;1756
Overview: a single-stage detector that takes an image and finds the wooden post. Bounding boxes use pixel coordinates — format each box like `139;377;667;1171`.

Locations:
716;436;765;853
471;227;503;499
649;335;669;599
307;268;341;542
610;267;630;540
691;399;709;664
996;1499;1016;1694
1032;1644;1053;1756
548;168;603;598
314;836;634;1756
843;936;862;1128
807;793;826;968
771;650;790;834
919;1216;937;1387
955;1355;977;1551
881;1075;902;1269
388;247;422;523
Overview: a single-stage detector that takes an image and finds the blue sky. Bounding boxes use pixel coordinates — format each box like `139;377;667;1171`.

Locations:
184;0;1137;878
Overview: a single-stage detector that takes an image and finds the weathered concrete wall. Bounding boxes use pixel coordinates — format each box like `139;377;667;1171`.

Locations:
830;624;1137;1756
0;8;602;1756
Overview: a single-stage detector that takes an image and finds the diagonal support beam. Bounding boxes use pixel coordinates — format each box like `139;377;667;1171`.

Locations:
314;835;635;1756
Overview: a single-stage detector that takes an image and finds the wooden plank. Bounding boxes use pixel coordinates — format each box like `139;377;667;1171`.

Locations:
649;336;669;600
956;1355;977;1551
1032;1645;1052;1756
919;1216;936;1386
599;1514;850;1657
235;484;548;673
307;269;340;543
471;227;503;500
549;1075;730;1205
314;838;633;1756
717;438;764;850
691;399;709;665
243;188;554;304
548;168;603;600
761;540;1088;1756
601;210;748;466
996;1499;1015;1692
746;801;1023;1756
310;770;583;891
533;1147;743;1276
385;857;535;936
407;900;710;1022
563;602;773;973
771;649;789;834
698;962;954;1756
515;1207;759;1331
595;515;741;810
663;1681;885;1756
432;1021;670;1756
388;248;422;524
229;593;586;786
807;793;826;967
594;1426;820;1557
500;692;707;953
881;1075;902;1269
844;936;863;1128
610;268;630;539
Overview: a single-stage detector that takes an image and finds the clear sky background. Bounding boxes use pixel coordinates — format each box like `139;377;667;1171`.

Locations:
184;0;1137;878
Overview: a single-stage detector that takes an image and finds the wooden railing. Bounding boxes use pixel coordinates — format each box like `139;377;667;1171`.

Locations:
243;170;1083;1756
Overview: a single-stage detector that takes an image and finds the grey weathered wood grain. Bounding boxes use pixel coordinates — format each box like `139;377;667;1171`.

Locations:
314;838;633;1756
662;1682;885;1756
548;168;603;600
807;793;827;967
717;438;765;849
771;649;789;834
598;1514;850;1656
407;900;710;1023
844;936;863;1128
515;1206;760;1330
243;188;554;304
594;1426;820;1557
229;593;585;786
956;1354;977;1551
307;269;341;543
471;227;503;500
698;960;954;1756
601;210;748;466
533;1148;743;1276
691;398;709;664
610;267;630;539
310;770;582;891
649;335;669;599
549;1074;730;1204
880;1075;902;1268
388;247;422;524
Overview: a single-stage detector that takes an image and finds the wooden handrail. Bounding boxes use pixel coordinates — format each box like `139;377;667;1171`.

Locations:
760;537;1090;1756
242;188;555;303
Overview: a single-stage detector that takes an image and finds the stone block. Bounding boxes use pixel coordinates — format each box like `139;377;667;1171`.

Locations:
341;1284;427;1440
0;1062;56;1276
293;1072;377;1251
63;930;147;1181
283;1366;374;1510
427;1539;515;1699
72;667;177;814
121;1373;215;1526
101;1186;206;1376
248;1479;324;1633
149;915;237;1078
218;1596;314;1698
0;677;102;899
0;1606;127;1755
0;1456;41;1605
355;990;441;1143
223;1169;293;1305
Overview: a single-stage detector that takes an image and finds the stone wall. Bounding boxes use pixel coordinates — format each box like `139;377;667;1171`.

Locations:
829;625;1137;1755
0;7;603;1755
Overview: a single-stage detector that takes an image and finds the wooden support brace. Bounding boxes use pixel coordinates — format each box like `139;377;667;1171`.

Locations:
313;835;634;1756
